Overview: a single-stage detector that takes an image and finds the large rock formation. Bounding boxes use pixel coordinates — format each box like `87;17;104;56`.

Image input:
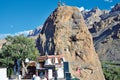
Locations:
82;7;109;29
88;3;120;61
36;6;105;80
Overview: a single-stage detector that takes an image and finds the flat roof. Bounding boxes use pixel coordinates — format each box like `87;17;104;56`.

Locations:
37;54;64;60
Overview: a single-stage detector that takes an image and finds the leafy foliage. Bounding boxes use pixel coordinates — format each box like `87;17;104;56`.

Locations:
102;61;120;80
0;35;39;77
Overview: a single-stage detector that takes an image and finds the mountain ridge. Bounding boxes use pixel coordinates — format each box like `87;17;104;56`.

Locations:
87;3;120;61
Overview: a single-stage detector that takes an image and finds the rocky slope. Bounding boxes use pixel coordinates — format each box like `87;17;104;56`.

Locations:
111;3;120;12
82;7;109;29
0;39;6;49
36;5;105;80
87;3;120;61
28;26;43;39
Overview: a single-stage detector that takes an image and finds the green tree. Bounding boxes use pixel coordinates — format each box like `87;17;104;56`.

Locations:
0;35;39;77
102;61;120;80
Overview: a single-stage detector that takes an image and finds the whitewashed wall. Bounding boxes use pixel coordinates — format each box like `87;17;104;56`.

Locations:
0;68;8;80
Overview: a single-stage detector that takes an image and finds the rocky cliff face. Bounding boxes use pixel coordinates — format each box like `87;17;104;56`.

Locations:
88;3;120;61
28;26;43;37
36;6;105;80
82;7;109;29
111;3;120;12
28;26;43;39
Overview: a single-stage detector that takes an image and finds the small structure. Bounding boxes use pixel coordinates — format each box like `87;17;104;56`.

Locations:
0;68;8;80
58;0;66;7
21;54;71;79
58;1;61;7
37;54;65;79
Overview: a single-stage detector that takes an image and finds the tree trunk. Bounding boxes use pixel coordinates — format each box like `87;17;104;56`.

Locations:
22;61;28;74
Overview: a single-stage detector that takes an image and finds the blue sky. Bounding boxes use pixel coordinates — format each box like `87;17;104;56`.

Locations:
0;0;119;35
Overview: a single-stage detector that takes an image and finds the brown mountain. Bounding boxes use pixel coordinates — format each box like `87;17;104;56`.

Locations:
36;5;105;80
88;3;120;61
